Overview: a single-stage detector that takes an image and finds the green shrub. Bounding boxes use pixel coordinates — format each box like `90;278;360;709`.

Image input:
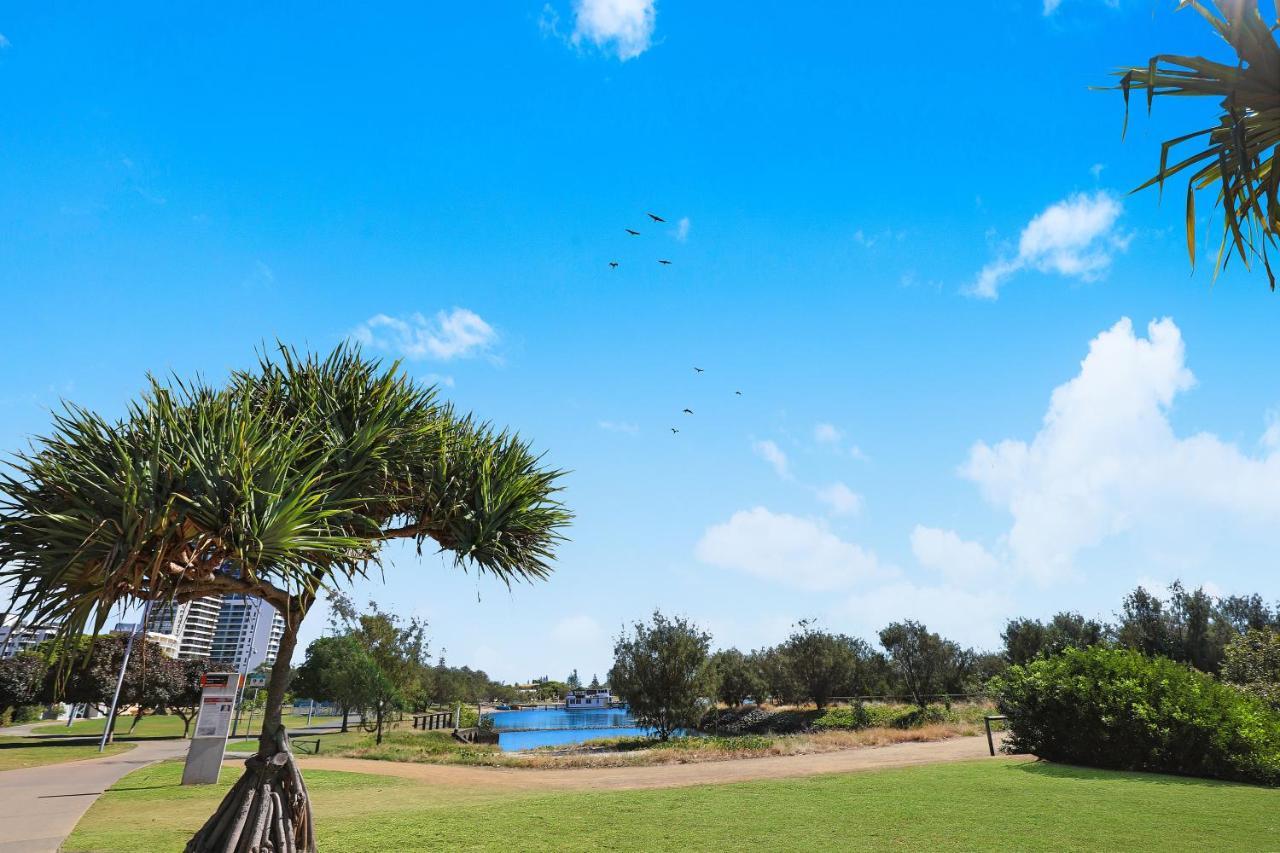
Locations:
811;705;872;730
994;647;1280;785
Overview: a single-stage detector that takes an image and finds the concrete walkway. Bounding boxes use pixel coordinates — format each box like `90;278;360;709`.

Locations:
0;739;189;853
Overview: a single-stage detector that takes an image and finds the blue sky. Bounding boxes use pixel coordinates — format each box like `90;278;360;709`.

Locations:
3;2;1279;683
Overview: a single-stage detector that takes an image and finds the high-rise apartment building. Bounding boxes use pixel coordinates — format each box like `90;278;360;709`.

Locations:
145;595;283;671
146;597;224;660
209;595;285;672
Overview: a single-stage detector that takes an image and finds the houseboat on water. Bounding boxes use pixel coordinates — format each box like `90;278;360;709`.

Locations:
564;687;612;709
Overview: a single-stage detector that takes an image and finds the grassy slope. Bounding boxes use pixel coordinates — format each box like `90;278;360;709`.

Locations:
67;758;1279;852
0;737;133;771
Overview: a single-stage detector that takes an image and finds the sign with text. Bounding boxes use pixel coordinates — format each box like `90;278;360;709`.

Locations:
247;672;268;689
181;672;241;786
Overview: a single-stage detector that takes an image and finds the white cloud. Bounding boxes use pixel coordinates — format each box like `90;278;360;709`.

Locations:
350;308;498;361
0;34;9;49
1043;0;1062;13
674;216;690;242
910;526;998;586
571;0;656;61
845;582;1012;649
696;507;891;591
1090;163;1106;179
598;419;639;434
814;422;867;461
817;482;863;516
752;439;790;479
814;423;842;444
962;317;1280;581
971;191;1127;299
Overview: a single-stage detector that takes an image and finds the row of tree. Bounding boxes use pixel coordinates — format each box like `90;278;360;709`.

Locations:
1001;583;1279;675
608;613;987;739
0;634;212;738
291;595;516;743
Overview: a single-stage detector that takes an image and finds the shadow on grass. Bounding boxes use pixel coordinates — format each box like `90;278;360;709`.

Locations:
1007;758;1271;790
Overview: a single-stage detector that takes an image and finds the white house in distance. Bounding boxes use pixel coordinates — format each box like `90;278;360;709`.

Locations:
564;688;611;709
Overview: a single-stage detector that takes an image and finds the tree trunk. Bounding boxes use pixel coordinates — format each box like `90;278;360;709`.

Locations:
340;707;348;734
186;609;315;853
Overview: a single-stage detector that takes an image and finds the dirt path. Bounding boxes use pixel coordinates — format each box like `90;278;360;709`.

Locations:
295;734;1016;793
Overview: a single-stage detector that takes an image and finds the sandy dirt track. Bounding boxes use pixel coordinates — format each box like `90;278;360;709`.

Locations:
292;733;1019;792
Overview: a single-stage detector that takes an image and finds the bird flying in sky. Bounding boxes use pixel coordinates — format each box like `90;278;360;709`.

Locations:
609;261;619;268
735;390;742;396
671;427;679;434
626;228;640;236
658;259;672;265
683;408;693;414
647;213;666;223
694;367;704;373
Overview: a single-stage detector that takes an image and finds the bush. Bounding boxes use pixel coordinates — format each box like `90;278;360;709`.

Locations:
994;647;1280;785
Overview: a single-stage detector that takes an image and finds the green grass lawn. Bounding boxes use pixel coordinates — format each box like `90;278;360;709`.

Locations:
0;736;133;771
30;713;346;741
66;758;1279;852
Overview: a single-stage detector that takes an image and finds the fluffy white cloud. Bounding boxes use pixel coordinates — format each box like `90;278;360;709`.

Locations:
817;482;863;516
571;0;656;61
910;526;998;586
695;507;890;591
674;216;690;242
752;439;790;479
962;317;1280;581
844;582;1012;649
350;308;497;361
972;191;1127;299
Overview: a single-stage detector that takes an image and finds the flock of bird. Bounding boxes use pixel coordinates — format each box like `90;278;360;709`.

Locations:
610;212;673;269
608;210;743;436
669;367;744;434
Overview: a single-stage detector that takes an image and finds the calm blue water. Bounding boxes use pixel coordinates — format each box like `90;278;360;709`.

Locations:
486;707;670;751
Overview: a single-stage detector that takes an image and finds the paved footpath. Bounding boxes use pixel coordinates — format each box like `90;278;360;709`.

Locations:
0;739;189;853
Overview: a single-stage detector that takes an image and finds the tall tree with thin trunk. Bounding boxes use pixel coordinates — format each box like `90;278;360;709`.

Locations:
1109;0;1279;287
0;344;569;852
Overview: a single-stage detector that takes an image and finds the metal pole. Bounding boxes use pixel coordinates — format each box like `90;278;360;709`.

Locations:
99;601;151;752
307;698;315;727
229;596;264;738
65;702;79;727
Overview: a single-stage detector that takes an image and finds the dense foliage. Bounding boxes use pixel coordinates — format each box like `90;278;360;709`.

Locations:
994;647;1280;785
609;611;713;740
1223;629;1280;710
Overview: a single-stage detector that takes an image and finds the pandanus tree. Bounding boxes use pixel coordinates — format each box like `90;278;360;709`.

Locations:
0;345;569;852
1111;0;1279;286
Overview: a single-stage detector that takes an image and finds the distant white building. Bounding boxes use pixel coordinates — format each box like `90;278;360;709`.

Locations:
144;594;283;671
0;615;59;658
147;598;223;659
565;688;611;709
209;594;284;672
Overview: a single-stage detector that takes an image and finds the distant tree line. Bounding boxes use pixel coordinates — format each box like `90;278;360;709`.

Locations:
291;594;516;743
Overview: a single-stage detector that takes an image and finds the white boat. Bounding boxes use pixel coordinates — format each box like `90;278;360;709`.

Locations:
564;688;611;709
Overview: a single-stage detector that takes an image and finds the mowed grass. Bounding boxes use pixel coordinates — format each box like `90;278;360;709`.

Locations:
67;758;1279;852
0;736;133;771
31;713;345;741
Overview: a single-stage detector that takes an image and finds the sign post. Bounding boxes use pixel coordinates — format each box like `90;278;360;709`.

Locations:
181;672;241;786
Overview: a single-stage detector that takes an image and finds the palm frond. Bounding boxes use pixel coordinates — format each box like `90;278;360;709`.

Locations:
1110;0;1280;287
